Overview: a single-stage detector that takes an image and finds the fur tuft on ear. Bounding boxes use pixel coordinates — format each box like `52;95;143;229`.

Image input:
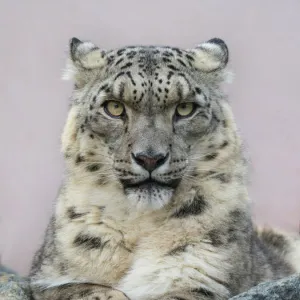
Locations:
62;37;107;86
191;38;229;72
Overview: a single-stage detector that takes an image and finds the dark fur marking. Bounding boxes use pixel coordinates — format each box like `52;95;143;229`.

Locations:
86;164;102;172
163;57;172;63
155;93;160;101
195;87;202;94
115;58;124;66
177;85;183;99
230;209;244;221
227;227;237;243
106;57;113;66
117;49;125;56
59;261;68;274
97;85;108;96
172;195;206;218
177;59;187;67
207;229;224;246
127;50;137;56
121;62;133;70
126;71;136;86
227;209;248;242
67;207;86;220
75;154;84;164
118;82;125;100
73;234;108;250
209;113;221;133
192;288;214;298
78;289;94;297
204;153;218;161
259;229;288;252
190;169;198;178
168;244;188;255
99;84;109;91
172;48;183;55
173;297;186;300
163;51;174;57
167;64;180;71
185;54;194;61
138;92;144;103
220;141;229;149
114;72;125;81
214;173;231;183
167;71;174;80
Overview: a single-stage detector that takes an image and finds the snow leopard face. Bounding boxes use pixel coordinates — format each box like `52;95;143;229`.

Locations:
62;37;236;210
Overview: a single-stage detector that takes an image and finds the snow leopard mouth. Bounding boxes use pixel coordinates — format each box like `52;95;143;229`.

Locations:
121;178;181;209
121;178;181;191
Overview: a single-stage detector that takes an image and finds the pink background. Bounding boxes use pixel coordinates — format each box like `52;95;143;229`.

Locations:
0;1;299;275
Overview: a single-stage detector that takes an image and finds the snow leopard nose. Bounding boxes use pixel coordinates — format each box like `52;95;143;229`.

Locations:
132;152;169;172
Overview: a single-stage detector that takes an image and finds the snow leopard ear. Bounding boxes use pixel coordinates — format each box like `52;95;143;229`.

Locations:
190;38;229;72
62;37;107;87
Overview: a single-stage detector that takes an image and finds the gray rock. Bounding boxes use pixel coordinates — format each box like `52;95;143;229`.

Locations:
230;275;300;300
0;272;32;300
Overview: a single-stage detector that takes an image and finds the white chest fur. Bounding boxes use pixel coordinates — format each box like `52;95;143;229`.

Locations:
55;182;231;299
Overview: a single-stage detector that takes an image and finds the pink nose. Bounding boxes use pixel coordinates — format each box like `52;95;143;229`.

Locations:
132;153;168;172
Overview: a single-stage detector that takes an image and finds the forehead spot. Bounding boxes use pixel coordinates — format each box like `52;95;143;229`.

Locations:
115;58;124;66
120;62;133;70
117;49;125;56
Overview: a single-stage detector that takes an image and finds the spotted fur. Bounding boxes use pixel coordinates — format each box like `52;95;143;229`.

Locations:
30;37;300;300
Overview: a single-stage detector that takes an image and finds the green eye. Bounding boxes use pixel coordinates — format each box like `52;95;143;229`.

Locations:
175;103;196;118
104;101;125;118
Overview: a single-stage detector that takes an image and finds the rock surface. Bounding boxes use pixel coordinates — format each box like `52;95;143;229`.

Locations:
0;272;32;300
231;275;300;300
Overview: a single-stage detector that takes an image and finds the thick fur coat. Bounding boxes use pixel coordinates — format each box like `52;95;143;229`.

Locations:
30;37;300;300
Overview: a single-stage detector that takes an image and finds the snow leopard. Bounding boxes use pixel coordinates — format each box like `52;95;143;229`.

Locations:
29;37;300;300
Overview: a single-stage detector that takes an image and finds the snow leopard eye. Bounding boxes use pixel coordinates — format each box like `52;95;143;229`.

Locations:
175;103;197;118
103;101;125;118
